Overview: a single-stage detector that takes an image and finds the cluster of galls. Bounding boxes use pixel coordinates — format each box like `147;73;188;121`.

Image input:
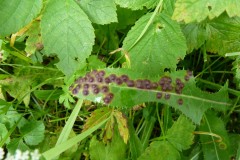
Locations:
69;70;193;105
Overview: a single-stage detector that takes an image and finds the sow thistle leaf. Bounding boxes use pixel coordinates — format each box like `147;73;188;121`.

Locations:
70;68;231;124
41;0;95;76
166;115;196;151
122;13;187;76
0;0;42;36
172;0;240;23
115;0;158;10
138;141;180;160
77;0;117;25
200;111;231;160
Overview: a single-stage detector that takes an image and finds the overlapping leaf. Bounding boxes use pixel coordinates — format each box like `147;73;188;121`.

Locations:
182;14;240;55
115;0;158;10
41;0;95;76
70;68;231;124
77;0;117;25
166;115;196;151
200;111;231;160
172;0;240;23
122;13;187;76
0;0;42;36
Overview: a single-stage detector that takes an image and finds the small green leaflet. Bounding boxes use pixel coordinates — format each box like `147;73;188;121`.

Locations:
41;0;95;76
70;68;231;124
115;0;158;10
0;0;42;36
77;0;117;25
122;13;187;76
172;0;240;23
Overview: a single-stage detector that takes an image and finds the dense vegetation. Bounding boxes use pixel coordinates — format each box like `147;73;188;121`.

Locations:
0;0;240;159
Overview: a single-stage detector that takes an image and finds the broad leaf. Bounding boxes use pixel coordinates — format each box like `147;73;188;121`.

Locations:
19;120;45;145
41;0;95;76
166;115;196;151
0;0;42;36
0;123;10;143
206;14;240;55
89;133;126;160
6;138;29;154
77;0;117;25
182;14;240;55
182;23;208;53
172;0;240;23
138;141;180;160
115;0;158;10
200;111;231;160
122;13;187;76
70;69;231;124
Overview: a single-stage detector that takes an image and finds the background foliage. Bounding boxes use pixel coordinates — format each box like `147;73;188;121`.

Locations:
0;0;240;160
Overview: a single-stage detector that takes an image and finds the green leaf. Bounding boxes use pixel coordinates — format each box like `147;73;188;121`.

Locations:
182;23;208;53
87;55;106;70
0;123;10;144
41;0;95;76
19;120;45;145
71;69;230;124
34;89;64;100
172;0;240;23
138;141;180;160
25;21;43;55
115;0;158;10
166;115;196;151
128;121;143;160
205;14;240;55
89;133;126;160
200;111;231;160
232;56;240;89
6;138;29;154
122;13;187;76
0;0;42;36
77;0;117;25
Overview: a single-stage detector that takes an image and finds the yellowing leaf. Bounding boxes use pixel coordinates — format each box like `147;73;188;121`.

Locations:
113;110;129;144
173;0;240;23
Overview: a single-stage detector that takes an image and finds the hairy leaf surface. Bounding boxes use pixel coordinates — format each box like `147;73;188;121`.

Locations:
41;0;95;76
71;69;230;124
115;0;158;10
0;0;42;36
122;13;187;76
77;0;117;25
